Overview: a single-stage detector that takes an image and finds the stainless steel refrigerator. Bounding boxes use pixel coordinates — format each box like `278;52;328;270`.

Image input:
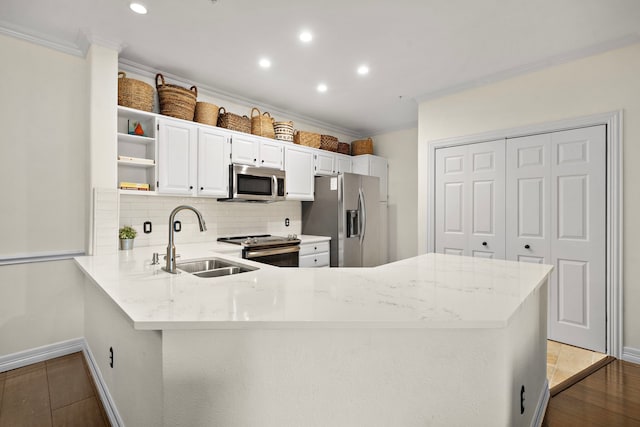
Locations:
302;173;381;267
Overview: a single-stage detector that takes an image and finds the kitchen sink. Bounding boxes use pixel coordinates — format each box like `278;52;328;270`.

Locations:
176;258;257;278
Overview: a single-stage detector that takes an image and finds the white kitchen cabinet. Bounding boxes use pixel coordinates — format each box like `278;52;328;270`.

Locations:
231;133;260;166
335;154;352;174
157;117;197;195
259;140;284;169
299;241;330;267
314;151;335;176
117;106;157;193
197;127;231;197
284;145;315;201
352;154;388;201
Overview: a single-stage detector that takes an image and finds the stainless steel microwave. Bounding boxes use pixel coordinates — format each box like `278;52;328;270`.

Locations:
219;164;286;202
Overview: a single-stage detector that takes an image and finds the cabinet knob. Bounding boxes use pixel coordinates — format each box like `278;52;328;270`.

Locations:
314;246;317;250
254;158;257;162
524;244;531;249
261;160;264;163
482;241;487;246
189;186;193;190
200;187;204;191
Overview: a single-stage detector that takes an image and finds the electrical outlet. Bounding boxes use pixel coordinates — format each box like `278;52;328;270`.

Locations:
144;221;152;233
285;218;290;227
520;385;525;414
109;347;114;368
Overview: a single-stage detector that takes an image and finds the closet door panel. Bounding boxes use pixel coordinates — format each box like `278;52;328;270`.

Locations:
468;140;505;259
506;134;551;265
435;146;468;256
549;125;606;352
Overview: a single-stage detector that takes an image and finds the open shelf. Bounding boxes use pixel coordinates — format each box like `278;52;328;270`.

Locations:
117;132;155;145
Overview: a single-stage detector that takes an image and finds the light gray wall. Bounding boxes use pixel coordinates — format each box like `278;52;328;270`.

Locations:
0;33;87;355
417;42;640;354
373;127;418;261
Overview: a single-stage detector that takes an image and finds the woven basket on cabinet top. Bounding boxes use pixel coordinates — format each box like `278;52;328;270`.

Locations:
117;72;154;112
273;121;294;142
217;107;251;133
294;130;321;148
337;142;350;155
155;73;197;121
194;102;219;126
351;137;374;155
320;135;339;152
251;107;275;139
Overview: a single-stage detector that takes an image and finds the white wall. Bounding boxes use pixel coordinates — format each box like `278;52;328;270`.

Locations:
0;34;87;355
373;128;418;261
417;43;640;352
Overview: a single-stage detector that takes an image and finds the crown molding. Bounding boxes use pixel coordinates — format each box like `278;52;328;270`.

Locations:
0;19;84;57
118;58;363;139
76;29;126;57
415;33;640;104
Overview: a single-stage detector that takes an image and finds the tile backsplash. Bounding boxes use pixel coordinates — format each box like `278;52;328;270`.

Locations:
119;195;302;248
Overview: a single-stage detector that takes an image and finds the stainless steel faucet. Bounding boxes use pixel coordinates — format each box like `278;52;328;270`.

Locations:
163;205;207;274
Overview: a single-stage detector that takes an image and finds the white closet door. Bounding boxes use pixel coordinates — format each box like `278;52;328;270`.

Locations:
506;127;606;352
506;134;551;265
468;141;505;259
435;145;467;256
435;140;505;258
549;126;606;352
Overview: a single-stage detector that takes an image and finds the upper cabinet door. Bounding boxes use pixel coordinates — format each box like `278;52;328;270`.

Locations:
314;151;335;176
231;134;260;166
259;140;284;169
336;155;352;174
197;127;230;198
157;118;197;195
284;145;314;201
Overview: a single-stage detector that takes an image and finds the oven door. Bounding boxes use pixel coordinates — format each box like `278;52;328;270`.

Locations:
243;245;299;267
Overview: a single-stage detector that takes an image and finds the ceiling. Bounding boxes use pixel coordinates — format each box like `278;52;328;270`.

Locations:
1;0;639;136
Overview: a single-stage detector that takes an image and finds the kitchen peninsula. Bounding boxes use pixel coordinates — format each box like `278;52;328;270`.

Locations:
74;244;552;427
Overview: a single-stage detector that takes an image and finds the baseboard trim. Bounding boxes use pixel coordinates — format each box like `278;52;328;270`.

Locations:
0;338;85;372
531;379;550;427
622;346;640;364
82;342;124;427
0;338;123;427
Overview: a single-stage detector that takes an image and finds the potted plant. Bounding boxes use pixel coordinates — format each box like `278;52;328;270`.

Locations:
119;225;137;250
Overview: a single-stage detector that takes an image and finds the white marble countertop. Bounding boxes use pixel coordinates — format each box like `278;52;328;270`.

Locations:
74;243;552;331
298;235;331;244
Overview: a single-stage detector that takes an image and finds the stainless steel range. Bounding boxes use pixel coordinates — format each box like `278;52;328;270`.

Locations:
217;234;301;267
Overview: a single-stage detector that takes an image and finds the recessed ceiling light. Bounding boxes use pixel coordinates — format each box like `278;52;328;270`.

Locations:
317;83;327;93
299;31;313;43
129;2;147;14
357;65;369;75
259;58;271;69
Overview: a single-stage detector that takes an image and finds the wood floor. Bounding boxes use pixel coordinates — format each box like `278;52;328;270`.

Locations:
544;359;640;426
0;352;108;427
1;350;638;426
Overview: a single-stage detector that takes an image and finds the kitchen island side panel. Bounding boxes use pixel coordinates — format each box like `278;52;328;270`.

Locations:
162;285;546;427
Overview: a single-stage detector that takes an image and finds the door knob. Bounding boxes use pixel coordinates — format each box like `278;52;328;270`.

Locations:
524;244;531;249
482;242;487;246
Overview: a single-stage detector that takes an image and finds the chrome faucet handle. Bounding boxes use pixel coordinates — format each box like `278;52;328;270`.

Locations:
151;253;160;265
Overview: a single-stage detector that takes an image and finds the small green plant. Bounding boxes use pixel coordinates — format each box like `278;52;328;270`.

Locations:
119;225;137;240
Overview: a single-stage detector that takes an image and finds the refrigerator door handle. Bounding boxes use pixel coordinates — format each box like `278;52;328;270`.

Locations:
358;188;367;245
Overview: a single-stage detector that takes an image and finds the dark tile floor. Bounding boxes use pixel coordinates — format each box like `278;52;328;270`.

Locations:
0;352;109;427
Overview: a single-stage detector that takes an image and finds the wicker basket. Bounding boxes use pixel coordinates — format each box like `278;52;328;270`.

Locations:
320;135;339;152
117;72;154;112
351;137;374;155
337;142;350;155
294;130;321;148
217;107;251;133
194;102;219;126
156;74;197;121
251;108;275;139
274;121;294;143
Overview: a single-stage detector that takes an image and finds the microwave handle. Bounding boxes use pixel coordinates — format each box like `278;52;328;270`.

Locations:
272;175;278;198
